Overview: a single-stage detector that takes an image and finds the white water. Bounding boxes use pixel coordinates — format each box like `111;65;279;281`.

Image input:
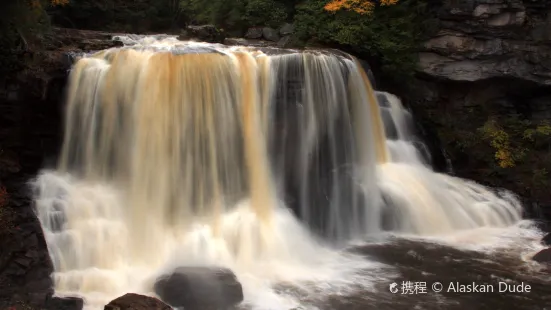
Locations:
33;36;529;309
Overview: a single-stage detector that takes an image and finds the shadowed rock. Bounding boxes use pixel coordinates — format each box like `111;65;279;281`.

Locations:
153;266;243;310
46;296;84;310
104;293;171;310
533;248;551;264
419;0;551;85
542;233;551;246
262;27;280;42
184;25;225;43
245;27;263;39
279;23;294;36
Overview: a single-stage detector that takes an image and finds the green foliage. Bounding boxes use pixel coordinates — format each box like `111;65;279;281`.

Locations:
181;0;247;33
294;0;432;83
436;106;551;202
478;115;551;168
49;0;184;32
244;0;288;28
180;0;291;34
0;0;56;76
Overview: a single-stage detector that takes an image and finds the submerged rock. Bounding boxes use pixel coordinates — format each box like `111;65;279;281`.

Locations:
153;266;243;310
104;293;170;310
532;248;551;264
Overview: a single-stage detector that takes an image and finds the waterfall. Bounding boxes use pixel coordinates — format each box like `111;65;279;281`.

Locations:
32;36;523;309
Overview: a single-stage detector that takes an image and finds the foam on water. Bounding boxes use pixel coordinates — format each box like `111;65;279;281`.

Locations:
34;171;391;309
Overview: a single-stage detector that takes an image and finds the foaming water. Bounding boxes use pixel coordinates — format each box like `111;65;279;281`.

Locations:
32;36;530;309
34;171;388;309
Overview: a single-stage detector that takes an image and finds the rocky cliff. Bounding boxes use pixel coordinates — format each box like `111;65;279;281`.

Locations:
420;0;551;85
0;28;124;310
408;0;551;225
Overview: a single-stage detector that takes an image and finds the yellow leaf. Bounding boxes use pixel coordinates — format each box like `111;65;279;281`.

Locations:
324;0;398;14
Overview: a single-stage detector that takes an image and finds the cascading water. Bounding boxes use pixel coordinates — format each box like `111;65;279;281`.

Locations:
32;36;526;309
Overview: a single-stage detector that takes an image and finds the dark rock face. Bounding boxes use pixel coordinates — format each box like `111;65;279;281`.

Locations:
419;0;551;85
153;266;244;310
104;293;171;310
542;233;551;246
0;27;121;310
0;177;72;309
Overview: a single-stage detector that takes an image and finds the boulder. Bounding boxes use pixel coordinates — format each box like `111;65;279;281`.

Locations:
104;293;171;310
245;27;263;39
224;38;250;46
532;248;551;264
46;296;84;310
279;23;294;36
262;27;280;42
542;233;551;246
277;36;291;48
153;266;243;310
185;25;225;43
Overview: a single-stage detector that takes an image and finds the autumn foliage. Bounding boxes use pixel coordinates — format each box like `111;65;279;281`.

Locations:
324;0;399;14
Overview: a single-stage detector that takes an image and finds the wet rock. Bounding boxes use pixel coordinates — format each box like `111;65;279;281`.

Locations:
542;233;551;246
46;296;84;310
262;27;280;42
245;27;263;39
185;25;225;43
0;185;55;308
532;248;551;263
78;39;123;51
277;36;291;48
224;38;250;46
154;266;243;310
104;293;170;310
279;23;294;36
224;38;277;47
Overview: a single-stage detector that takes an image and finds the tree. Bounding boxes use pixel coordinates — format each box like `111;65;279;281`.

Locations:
324;0;399;14
295;0;427;84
